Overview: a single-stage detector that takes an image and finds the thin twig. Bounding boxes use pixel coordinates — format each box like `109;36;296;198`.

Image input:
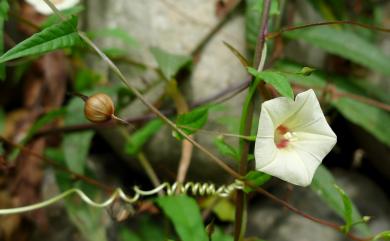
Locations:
266;20;390;40
0;138;372;240
0;136;113;193
137;152;162;190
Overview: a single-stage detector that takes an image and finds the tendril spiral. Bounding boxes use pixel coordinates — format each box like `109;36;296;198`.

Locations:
0;180;244;215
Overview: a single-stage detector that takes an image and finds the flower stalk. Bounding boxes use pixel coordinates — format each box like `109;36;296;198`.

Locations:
234;0;271;240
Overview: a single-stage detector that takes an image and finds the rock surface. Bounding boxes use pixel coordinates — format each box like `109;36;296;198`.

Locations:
85;0;249;182
246;169;390;241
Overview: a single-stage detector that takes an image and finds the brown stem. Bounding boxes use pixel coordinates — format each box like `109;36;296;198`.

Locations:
234;1;271;241
266;20;390;40
252;186;372;241
33;78;389;141
167;80;194;189
0;137;372;241
137;152;162;190
0;136;113;193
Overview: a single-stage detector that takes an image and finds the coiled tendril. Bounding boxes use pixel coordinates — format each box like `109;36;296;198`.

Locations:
0;180;244;215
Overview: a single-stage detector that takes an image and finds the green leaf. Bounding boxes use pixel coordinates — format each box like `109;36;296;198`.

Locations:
223;41;249;67
174;106;209;138
332;97;390;146
243;170;271;193
125;119;163;156
373;231;390;241
247;67;294;99
136;216;166;241
45;148;108;241
150;47;192;80
335;185;353;233
211;227;234;241
63;97;94;174
119;228;142;241
88;28;139;48
311;165;371;236
156;195;208;241
25;108;66;141
0;142;4;156
41;5;84;29
102;47;127;58
0;0;9;80
0;16;80;63
12;62;31;83
75;68;101;91
213;136;240;161
200;197;235;222
245;0;279;50
0;0;8;72
284;27;390;76
296;66;316;76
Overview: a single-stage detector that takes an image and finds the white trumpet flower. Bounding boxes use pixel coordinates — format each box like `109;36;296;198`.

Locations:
254;89;337;186
25;0;79;15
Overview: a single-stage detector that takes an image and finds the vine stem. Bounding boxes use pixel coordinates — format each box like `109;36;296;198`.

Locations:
37;2;375;241
167;79;194;191
234;1;271;241
42;0;239;179
77;31;239;179
137;152;162;190
0;136;373;241
0;136;113;193
266;20;390;39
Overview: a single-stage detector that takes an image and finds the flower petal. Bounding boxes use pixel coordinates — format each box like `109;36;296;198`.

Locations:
260;96;295;128
254;137;278;169
254;89;337;187
26;0;80;15
283;89;327;131
257;149;311;186
292;132;337;161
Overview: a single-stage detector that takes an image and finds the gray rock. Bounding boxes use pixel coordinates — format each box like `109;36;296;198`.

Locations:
85;0;249;182
246;169;390;241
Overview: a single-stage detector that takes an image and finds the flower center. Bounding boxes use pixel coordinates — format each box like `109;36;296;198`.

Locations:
274;125;297;149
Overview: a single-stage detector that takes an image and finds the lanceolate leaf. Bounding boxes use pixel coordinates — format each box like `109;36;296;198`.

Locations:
243;170;271;193
332;97;390;146
88;28;139;48
247;67;294;99
175;106;209;138
0;0;9;80
150;47;192;80
63;97;94;174
41;5;84;29
156;196;208;241
311;165;370;236
335;185;353;233
0;16;80;63
45;148;108;241
125;119;164;156
223;41;249;67
284;27;390;76
214;136;240;161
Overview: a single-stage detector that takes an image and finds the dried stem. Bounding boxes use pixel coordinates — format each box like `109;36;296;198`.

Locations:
137;152;162;190
34;2;378;240
167;80;194;189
